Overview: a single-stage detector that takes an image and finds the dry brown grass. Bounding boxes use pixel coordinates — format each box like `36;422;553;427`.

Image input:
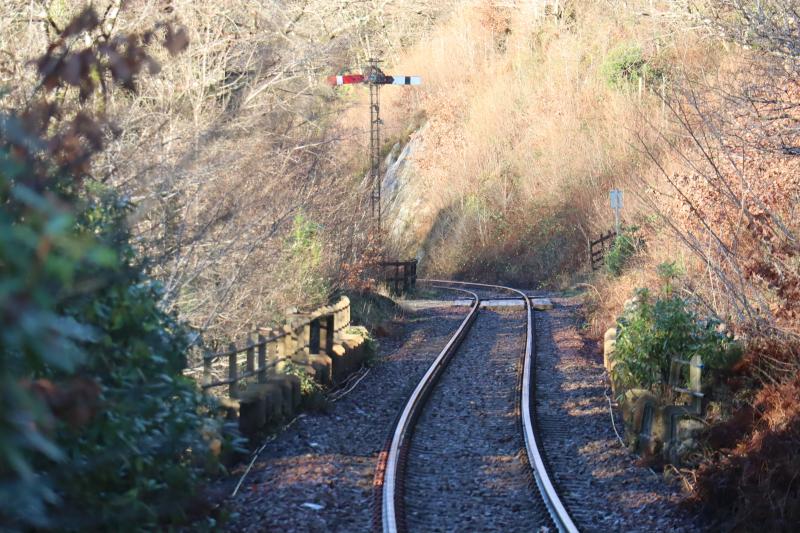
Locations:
358;0;713;285
1;0;450;346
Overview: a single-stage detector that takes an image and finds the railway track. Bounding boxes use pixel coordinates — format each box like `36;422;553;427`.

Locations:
373;280;578;533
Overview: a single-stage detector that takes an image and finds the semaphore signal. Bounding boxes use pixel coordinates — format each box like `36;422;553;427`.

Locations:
326;74;422;86
327;58;421;241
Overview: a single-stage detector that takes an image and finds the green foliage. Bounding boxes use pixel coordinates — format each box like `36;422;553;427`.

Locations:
612;267;740;397
602;43;663;88
345;325;379;366
289;213;321;258
0;10;220;528
605;226;644;276
0;132;223;530
345;290;399;331
285;213;328;303
282;362;322;397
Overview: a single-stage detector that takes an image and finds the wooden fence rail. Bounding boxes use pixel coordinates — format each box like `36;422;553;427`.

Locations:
588;230;617;271
187;296;351;398
381;259;417;295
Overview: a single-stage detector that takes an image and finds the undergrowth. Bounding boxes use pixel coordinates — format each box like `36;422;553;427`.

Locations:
612;265;740;398
346;325;380;366
690;374;800;531
0;9;224;530
606;226;644;277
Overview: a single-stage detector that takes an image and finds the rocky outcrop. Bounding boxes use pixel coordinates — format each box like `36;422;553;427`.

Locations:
381;124;431;259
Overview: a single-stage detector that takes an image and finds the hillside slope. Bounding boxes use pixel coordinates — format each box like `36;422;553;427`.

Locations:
361;1;799;530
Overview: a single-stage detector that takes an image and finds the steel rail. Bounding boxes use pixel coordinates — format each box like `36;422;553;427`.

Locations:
379;284;481;533
380;279;578;533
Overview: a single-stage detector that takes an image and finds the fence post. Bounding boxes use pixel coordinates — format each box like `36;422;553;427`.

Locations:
395;263;400;294
301;320;311;356
333;302;342;334
689;354;703;412
258;334;267;383
283;324;296;362
324;314;335;352
267;332;279;376
246;334;255;373
587;238;592;271
228;342;238;399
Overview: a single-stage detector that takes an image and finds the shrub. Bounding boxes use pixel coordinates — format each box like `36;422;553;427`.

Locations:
601;43;663;89
605;226;644;276
612;267;740;397
0;9;221;530
281;213;329;308
1;125;223;531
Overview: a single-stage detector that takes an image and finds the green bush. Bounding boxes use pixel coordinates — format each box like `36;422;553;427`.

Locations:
0;10;222;530
612;266;740;397
601;43;663;89
0;123;223;531
284;213;328;304
605;226;643;276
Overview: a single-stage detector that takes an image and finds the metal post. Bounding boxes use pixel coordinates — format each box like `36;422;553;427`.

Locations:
368;58;383;241
610;189;623;235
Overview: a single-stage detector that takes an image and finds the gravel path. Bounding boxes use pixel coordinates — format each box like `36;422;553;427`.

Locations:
222;305;467;533
403;307;549;532
534;296;705;532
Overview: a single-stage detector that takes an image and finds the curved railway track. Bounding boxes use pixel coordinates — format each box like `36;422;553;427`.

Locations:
373;280;578;533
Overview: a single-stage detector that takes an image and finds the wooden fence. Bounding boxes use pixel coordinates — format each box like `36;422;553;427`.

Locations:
381;259;417;295
187;297;351;399
588;230;617;271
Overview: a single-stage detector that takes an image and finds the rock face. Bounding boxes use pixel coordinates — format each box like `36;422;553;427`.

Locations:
380;124;431;259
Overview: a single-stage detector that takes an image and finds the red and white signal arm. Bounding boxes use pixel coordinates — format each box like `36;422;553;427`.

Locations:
326;74;421;86
384;76;422;85
327;74;365;85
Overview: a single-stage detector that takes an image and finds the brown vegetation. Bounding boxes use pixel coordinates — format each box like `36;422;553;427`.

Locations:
1;0;451;349
2;0;797;528
372;0;698;285
366;1;797;529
